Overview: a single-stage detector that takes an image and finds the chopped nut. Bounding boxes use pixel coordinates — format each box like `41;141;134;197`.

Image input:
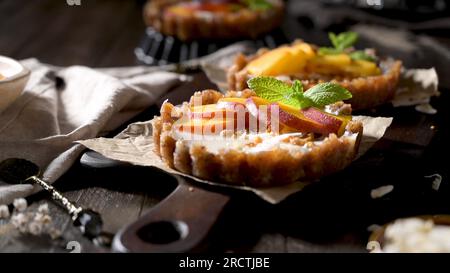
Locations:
0;205;10;219
13;198;27;212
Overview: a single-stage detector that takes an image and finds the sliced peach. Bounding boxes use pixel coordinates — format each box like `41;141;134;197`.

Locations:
291;43;315;58
174;117;237;136
306;54;380;77
269;104;332;135
246;97;325;134
300;107;344;135
245;43;316;76
247;98;347;135
188;104;235;119
342;60;381;77
216;97;247;111
311;54;352;67
245;96;271;117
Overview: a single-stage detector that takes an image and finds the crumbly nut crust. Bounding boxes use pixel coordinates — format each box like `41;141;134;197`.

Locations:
152;90;363;187
143;0;285;41
227;47;402;110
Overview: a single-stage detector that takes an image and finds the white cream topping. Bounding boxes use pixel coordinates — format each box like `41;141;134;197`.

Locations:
172;130;358;155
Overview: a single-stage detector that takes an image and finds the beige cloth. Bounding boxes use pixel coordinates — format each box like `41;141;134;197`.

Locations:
0;59;187;204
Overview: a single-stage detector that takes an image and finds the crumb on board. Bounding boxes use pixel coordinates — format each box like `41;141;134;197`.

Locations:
425;174;442;191
371;185;394;199
367;224;382;232
415;103;437;115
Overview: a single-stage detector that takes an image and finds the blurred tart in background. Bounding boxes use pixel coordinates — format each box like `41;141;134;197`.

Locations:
143;0;285;41
227;32;403;110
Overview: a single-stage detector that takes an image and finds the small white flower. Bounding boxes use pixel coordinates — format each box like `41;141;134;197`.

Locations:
29;221;43;235
13;198;28;212
11;213;30;233
0;205;10;219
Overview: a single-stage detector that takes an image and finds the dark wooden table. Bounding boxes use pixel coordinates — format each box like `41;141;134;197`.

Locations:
1;0;449;253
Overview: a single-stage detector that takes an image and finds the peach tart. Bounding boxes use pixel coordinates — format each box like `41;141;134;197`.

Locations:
143;0;284;41
152;80;363;187
228;32;402;109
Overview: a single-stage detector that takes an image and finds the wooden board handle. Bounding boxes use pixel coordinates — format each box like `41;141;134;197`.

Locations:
112;178;230;253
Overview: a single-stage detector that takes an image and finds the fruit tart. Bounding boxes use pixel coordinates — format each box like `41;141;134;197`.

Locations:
227;32;402;110
152;77;363;187
143;0;284;41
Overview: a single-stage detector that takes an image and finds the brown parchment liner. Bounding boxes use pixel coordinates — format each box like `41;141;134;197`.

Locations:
79;116;392;204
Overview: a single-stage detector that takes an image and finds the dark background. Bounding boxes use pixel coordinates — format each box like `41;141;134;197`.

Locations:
0;0;449;252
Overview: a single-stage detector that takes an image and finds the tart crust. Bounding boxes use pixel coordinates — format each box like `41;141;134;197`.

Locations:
152;90;363;187
227;45;402;110
143;0;285;41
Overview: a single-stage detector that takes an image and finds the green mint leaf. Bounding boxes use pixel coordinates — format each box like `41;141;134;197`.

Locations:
247;77;312;108
329;32;339;49
318;47;343;55
328;31;358;51
292;80;303;94
248;76;292;101
294;93;315;108
349;50;376;62
242;0;272;11
248;77;350;108
304;82;353;106
289;80;315;108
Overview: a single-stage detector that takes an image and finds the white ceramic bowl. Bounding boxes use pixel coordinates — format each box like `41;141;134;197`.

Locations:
0;56;31;113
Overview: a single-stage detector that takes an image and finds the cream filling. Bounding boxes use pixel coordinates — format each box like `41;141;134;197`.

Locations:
172;130;358;155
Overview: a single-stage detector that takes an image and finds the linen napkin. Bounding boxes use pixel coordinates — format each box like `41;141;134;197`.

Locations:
0;59;188;204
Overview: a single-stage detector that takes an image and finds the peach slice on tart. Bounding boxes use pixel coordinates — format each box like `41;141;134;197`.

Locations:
216;97;247;111
243;97;348;136
188;104;237;119
173;116;238;136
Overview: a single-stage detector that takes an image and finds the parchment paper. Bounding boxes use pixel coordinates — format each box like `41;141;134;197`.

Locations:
79;116;392;204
